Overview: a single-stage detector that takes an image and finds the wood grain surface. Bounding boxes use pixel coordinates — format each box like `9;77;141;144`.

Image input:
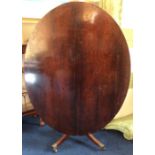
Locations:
24;2;130;135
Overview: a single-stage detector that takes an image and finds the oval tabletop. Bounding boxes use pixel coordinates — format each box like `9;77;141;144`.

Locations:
24;2;130;135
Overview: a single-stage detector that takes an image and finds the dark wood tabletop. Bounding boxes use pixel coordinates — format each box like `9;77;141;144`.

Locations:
24;2;130;135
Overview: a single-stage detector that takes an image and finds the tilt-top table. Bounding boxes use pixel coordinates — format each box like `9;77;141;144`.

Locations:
24;2;130;152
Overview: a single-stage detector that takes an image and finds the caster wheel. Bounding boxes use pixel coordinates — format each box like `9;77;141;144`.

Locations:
51;146;58;153
40;122;45;127
100;144;105;151
53;148;58;153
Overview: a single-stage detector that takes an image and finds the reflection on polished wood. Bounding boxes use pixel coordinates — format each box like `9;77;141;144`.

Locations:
24;0;130;140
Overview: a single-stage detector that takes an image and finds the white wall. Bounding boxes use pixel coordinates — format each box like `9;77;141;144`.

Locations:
122;0;134;72
22;0;67;18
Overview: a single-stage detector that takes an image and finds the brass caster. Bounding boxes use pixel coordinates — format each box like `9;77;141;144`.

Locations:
52;146;58;153
100;144;105;151
40;118;45;127
51;134;69;152
40;121;45;127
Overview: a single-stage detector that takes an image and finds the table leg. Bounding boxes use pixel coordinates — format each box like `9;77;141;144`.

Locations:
51;134;70;152
39;117;45;126
87;133;105;150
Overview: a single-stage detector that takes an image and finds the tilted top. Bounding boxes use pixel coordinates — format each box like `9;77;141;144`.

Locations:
24;2;130;135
